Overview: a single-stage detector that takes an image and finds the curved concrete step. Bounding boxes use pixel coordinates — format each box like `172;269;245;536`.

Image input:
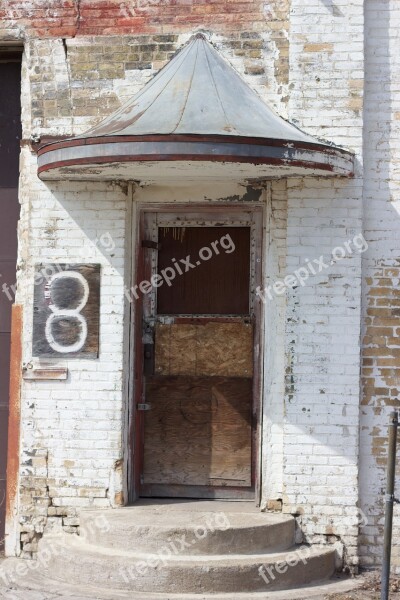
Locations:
3;561;364;599
38;534;336;594
79;504;295;555
0;557;365;599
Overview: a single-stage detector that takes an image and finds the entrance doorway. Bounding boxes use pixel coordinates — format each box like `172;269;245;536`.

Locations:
133;207;263;500
0;53;22;549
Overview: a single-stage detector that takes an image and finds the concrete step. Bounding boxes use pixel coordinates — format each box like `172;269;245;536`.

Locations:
38;533;336;594
2;557;363;599
79;503;295;555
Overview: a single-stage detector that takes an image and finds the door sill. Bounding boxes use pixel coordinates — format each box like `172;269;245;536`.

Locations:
140;484;255;500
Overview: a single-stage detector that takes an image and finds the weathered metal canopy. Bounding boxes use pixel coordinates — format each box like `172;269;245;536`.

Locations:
38;34;354;182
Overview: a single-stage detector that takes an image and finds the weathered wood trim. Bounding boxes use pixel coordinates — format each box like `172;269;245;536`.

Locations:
32;263;100;359
123;183;135;506
22;365;68;380
140;484;255;500
5;304;23;557
129;205;147;502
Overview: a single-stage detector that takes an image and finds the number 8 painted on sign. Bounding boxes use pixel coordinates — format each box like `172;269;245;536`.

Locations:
45;271;89;353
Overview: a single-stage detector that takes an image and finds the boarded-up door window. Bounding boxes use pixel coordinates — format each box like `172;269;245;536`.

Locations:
157;227;250;315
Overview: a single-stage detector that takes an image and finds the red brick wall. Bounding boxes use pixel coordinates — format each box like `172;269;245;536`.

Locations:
1;0;265;39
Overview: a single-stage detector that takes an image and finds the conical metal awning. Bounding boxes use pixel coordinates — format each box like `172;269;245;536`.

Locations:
38;34;354;182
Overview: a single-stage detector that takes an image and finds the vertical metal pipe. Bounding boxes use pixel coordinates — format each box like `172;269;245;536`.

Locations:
381;411;398;600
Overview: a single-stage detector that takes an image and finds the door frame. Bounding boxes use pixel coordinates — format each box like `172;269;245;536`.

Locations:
128;203;265;504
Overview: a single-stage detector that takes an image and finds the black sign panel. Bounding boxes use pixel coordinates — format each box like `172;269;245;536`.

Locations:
32;264;100;358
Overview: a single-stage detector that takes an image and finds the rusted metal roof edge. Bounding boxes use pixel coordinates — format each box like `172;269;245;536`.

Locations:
37;140;354;179
38;155;339;176
37;134;355;161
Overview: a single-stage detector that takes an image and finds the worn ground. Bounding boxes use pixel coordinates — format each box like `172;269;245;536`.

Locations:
325;572;400;599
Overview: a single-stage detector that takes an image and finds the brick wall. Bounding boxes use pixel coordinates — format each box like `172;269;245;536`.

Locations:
3;0;399;572
360;0;400;570
22;30;280;139
283;0;364;570
8;17;293;555
1;0;264;39
15;147;129;555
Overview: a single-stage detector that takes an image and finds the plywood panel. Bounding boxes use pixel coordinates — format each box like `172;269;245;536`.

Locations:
32;264;100;358
155;322;253;377
197;322;253;377
143;377;252;487
155;324;197;375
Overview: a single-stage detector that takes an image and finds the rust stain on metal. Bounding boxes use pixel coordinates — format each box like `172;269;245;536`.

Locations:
5;305;23;536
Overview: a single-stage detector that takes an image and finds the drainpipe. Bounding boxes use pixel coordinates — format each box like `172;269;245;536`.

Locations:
381;411;399;600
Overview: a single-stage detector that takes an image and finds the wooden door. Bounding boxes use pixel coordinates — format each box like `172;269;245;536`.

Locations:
137;210;261;499
0;57;21;547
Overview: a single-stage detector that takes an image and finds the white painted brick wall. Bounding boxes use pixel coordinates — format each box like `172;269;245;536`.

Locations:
15;147;129;554
262;179;287;505
7;0;400;571
360;0;400;571
284;0;364;568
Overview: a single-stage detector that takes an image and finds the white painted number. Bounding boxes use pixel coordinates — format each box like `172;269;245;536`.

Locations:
45;271;89;354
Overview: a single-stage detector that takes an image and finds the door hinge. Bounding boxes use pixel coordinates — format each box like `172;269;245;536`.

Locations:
141;240;160;250
137;403;151;411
